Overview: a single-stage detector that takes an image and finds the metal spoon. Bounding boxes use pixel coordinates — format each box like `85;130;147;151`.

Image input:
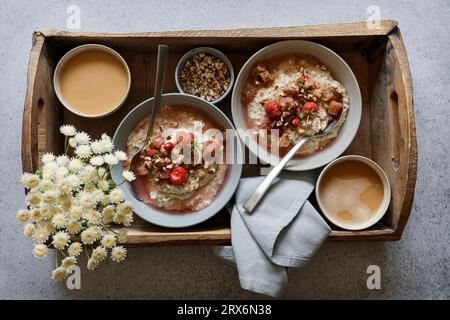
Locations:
129;44;169;201
243;114;342;213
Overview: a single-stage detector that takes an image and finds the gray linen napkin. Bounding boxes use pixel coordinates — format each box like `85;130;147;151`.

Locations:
213;171;331;297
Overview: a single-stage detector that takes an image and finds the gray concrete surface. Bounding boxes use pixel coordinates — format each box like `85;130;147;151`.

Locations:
0;0;449;299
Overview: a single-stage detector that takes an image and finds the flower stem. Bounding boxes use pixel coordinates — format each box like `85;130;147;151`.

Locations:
55;249;59;268
84;245;91;261
102;223;118;234
64;137;69;155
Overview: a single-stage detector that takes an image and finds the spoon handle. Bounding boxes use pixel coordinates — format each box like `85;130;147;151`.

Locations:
242;136;309;213
145;44;169;143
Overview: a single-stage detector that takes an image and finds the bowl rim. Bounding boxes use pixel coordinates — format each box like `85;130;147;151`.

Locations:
53;43;131;119
111;93;243;228
315;155;392;230
231;39;362;171
174;46;235;104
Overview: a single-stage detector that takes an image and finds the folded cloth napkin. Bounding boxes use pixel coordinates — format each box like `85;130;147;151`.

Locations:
213;171;331;297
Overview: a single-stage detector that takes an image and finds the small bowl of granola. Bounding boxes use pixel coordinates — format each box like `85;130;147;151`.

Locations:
175;47;234;104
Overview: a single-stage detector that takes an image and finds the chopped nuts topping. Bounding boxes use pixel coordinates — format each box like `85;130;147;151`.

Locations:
180;53;230;102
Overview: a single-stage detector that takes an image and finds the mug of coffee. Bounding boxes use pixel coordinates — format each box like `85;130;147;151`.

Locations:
315;155;391;230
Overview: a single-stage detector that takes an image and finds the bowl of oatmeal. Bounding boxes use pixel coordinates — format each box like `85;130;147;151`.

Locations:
231;40;361;171
111;93;243;228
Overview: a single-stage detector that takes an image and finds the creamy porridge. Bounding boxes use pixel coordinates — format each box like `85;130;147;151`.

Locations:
241;53;350;157
126;105;229;212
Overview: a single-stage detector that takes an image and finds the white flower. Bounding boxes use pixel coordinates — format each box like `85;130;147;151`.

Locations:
78;171;91;184
113;211;125;224
60;125;76;137
85;209;102;225
117;201;133;215
87;258;99;270
92;189;104;203
44;161;58;171
101;133;112;143
43;190;58;204
51;266;68;281
62;256;77;268
69;206;83;220
109;188;124;203
100;194;111;206
39;179;53;191
33;244;48;259
84;183;95;193
40;206;52;219
101;234;116;248
84;165;97;177
91;246;107;262
102;205;115;224
111;246;127;262
56;155;70;166
16;209;30;222
68;242;83;257
52;213;67;228
122;170;136;182
98;180;110;191
42;167;55;180
103;154;118;166
90;156;104;166
42;221;56;234
123;213;134;227
81;228;96;244
91;226;103;239
66;220;82;234
68;137;77;148
75;145;91;159
53;231;70;249
23;223;35;237
101;139;114;153
114;150;128;161
66;174;81;189
56;178;70;193
30;208;43;222
21;173;40;189
91;140;104;154
117;228;128;243
33;226;50;243
74;132;90;145
42;153;55;164
56;166;69;179
68;158;83;172
78;191;95;209
26;192;41;206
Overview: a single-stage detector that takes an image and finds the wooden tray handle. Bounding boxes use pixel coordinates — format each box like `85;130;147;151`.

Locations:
387;28;417;236
22;33;46;174
388;90;401;171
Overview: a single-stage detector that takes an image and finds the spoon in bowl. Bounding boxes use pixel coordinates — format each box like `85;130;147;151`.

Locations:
243;114;342;213
129;44;169;201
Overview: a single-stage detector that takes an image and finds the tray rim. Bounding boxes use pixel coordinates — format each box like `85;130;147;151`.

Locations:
21;20;417;243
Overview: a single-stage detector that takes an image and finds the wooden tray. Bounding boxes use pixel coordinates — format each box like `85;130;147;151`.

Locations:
21;20;417;245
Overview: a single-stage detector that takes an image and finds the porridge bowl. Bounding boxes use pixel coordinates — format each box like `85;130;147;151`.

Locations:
112;93;243;228
231;40;362;171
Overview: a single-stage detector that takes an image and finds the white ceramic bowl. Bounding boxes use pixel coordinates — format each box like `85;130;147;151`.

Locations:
54;44;131;118
111;93;243;228
231;40;362;171
315;155;391;230
175;47;235;104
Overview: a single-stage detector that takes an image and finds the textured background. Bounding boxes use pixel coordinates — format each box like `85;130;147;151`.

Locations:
0;0;449;299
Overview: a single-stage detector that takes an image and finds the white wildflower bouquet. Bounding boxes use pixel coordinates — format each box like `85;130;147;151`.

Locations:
17;125;137;281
